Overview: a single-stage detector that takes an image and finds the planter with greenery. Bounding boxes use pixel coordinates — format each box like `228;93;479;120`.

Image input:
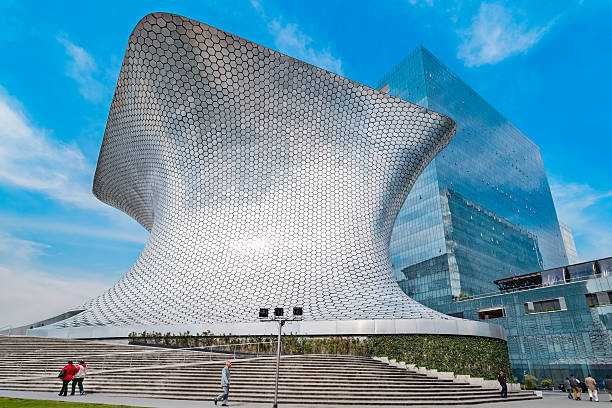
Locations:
129;332;511;380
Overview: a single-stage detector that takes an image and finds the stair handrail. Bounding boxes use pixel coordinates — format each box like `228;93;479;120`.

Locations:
0;341;274;367
0;351;298;383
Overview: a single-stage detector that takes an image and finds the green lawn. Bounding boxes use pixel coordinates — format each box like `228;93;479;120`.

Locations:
0;397;146;408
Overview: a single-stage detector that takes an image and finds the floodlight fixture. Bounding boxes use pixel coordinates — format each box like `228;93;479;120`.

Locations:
256;306;305;408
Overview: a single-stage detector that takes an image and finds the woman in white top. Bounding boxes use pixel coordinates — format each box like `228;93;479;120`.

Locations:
72;361;87;395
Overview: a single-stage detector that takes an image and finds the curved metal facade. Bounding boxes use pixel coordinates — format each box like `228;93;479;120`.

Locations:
58;12;458;328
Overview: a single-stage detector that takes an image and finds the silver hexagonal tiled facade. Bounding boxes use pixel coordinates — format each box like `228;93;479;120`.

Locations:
58;12;458;329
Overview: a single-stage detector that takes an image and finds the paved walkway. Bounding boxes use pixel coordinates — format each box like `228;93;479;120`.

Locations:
1;390;611;407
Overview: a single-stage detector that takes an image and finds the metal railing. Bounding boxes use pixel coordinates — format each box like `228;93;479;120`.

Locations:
453;274;599;302
1;340;275;380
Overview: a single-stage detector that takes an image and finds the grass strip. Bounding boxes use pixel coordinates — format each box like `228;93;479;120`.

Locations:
0;396;148;408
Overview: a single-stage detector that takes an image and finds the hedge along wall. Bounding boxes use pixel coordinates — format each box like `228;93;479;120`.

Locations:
129;332;510;380
367;335;511;380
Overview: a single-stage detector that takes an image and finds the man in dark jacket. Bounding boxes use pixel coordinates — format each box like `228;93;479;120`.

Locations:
497;370;507;398
58;361;78;396
569;374;581;400
605;375;612;402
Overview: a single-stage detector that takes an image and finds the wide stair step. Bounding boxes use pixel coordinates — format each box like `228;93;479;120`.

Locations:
0;335;539;405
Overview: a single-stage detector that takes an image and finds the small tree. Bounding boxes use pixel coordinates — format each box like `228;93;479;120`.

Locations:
524;374;539;389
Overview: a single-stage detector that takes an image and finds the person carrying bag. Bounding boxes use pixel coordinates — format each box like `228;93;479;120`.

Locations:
58;361;78;396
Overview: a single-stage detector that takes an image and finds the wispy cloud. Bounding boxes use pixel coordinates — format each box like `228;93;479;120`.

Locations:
0;213;147;244
251;1;343;75
408;0;434;6
0;87;104;210
57;35;108;103
457;2;553;67
0;233;112;328
550;177;612;261
0;233;50;265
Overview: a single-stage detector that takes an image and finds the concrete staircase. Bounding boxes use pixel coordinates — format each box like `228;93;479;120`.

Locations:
0;335;539;405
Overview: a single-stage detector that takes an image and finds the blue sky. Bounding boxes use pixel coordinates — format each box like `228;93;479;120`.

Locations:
0;0;611;327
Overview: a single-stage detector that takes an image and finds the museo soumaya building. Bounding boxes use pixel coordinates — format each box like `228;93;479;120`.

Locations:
28;12;504;341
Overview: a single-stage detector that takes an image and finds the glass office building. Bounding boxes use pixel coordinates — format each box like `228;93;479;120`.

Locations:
377;46;610;385
377;46;568;306
440;257;612;384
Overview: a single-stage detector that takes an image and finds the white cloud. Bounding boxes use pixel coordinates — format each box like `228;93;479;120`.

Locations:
457;2;552;67
251;1;343;75
57;35;107;103
0;233;112;328
0;233;49;265
550;178;612;261
0;88;105;210
0;214;147;244
268;20;343;75
408;0;434;6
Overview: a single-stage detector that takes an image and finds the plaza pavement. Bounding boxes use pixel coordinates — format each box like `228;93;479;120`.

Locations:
0;390;610;407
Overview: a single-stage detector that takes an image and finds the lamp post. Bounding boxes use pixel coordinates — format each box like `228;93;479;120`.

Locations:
259;306;303;408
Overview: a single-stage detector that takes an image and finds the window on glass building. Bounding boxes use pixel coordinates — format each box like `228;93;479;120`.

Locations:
597;257;612;277
478;306;506;320
524;297;567;314
568;262;597;282
585;291;612;307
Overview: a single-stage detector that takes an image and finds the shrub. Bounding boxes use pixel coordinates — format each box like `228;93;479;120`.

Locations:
524;374;539;389
541;379;552;389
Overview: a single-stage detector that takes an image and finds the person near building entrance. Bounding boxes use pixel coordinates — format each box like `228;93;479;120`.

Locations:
570;374;582;400
604;375;612;402
497;370;507;398
564;377;573;399
585;374;599;402
214;361;231;406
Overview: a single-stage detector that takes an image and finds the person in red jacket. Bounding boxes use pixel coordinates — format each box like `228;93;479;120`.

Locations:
58;361;78;396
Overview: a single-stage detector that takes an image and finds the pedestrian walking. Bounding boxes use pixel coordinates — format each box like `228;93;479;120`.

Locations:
604;375;612;402
564;377;573;399
585;374;599;402
71;360;87;395
214;361;231;406
570;374;582;400
58;361;78;396
497;370;507;398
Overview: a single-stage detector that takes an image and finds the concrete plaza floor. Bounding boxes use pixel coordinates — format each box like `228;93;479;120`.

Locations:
0;390;610;407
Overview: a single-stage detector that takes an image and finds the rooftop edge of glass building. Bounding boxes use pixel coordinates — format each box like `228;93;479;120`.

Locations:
439;256;612;385
378;45;568;306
